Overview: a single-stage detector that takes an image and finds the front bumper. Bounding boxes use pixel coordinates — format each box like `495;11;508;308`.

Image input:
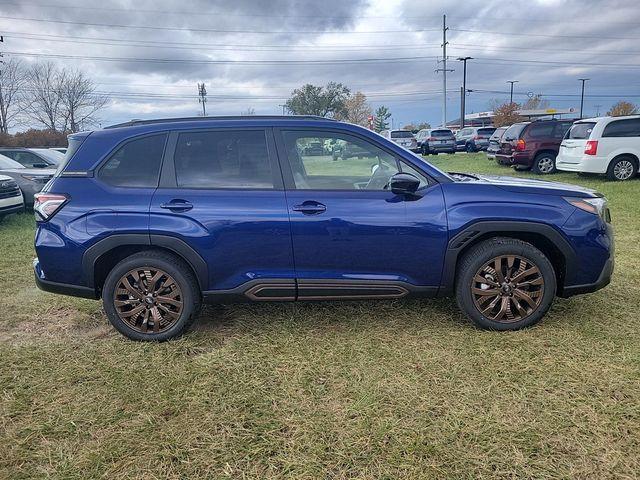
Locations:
561;256;614;297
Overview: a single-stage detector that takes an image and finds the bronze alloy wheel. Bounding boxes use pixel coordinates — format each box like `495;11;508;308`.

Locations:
471;255;544;323
113;267;184;333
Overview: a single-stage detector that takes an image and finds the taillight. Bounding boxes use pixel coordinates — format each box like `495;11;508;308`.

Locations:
428;137;436;141
515;139;526;151
34;193;68;221
585;140;598;155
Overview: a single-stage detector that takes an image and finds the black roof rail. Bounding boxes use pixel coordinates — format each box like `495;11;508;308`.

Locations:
105;115;336;129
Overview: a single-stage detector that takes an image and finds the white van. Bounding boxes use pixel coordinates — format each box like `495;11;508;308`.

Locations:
557;115;640;181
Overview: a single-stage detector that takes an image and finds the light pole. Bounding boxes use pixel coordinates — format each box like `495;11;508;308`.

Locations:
579;78;590;119
507;81;519;104
457;57;472;129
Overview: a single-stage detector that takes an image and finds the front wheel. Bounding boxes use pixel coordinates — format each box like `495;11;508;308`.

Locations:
607;156;637;181
532;153;557;174
455;238;556;330
102;251;201;341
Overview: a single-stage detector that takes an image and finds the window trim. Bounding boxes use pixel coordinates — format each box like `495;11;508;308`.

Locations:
96;132;169;189
273;127;434;192
158;127;283;191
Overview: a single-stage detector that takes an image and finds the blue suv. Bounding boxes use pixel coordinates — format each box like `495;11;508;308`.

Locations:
33;116;614;341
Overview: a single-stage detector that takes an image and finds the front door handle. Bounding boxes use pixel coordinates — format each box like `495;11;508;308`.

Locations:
292;201;326;215
160;199;193;212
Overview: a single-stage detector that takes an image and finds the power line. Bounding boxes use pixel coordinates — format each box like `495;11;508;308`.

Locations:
0;15;442;35
450;27;640;41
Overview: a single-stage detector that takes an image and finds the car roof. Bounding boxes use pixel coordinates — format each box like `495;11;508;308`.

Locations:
105;115;335;129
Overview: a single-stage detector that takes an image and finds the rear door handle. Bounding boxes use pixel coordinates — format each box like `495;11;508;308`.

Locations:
160;199;193;212
292;201;326;215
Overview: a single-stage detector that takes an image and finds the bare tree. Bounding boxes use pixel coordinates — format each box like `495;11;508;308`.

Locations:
0;59;27;134
24;62;67;131
61;69;108;132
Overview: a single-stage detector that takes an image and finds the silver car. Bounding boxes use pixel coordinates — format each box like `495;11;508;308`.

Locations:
0;154;55;207
0;147;62;168
382;129;419;152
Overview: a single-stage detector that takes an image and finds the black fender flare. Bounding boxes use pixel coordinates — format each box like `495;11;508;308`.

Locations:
81;234;208;290
438;221;577;296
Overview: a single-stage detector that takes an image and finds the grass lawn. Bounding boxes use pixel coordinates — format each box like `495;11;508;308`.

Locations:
1;153;639;479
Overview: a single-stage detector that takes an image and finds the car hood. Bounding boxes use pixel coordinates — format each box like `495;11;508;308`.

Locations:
0;168;56;176
449;172;601;198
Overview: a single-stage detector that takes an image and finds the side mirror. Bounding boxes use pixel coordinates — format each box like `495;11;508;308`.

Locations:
389;172;420;195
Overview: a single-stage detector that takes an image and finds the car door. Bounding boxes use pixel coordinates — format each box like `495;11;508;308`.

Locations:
149;128;295;298
275;128;448;299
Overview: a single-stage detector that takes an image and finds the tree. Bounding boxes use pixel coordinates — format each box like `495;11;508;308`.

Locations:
337;91;372;126
285;82;350;118
241;107;256;116
24;62;68;131
522;94;549;110
0;59;27;134
60;69;108;133
607;101;638;117
492;102;523;127
416;122;431;130
402;123;417;131
373;106;391;132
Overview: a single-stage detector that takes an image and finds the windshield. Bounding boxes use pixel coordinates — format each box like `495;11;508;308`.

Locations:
503;123;527;141
566;122;596;140
431;129;453;137
391;131;414;138
0;154;24;169
490;127;507;140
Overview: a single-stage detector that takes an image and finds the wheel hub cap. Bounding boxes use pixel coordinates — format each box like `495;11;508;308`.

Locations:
614;161;633;180
471;255;545;323
114;268;183;333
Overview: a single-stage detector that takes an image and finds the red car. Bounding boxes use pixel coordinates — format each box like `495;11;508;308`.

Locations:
496;120;574;174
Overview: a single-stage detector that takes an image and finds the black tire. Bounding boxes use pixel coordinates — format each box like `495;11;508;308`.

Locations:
532;153;557;175
466;143;475;153
447;151;455;154
606;156;638;181
102;250;201;341
431;152;439;156
514;165;531;171
455;237;556;331
421;145;429;155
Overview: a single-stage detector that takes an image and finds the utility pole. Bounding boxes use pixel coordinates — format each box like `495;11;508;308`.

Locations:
507;80;519;104
197;83;207;116
435;14;453;127
579;78;589;119
278;104;287;115
457;57;472;129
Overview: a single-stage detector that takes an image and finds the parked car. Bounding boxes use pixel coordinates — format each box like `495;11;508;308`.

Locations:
303;141;325;156
486;126;508;160
34;116;614;341
557;115;640;181
0;147;61;168
0;174;24;221
0;154;55;207
496;120;574;174
455;127;496;152
382;129;418;152
415;128;456;155
50;147;67;155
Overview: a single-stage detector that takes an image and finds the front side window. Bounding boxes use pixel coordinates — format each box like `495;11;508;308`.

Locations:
282;130;427;191
174;130;273;189
99;134;167;187
3;151;48;168
602;119;640;137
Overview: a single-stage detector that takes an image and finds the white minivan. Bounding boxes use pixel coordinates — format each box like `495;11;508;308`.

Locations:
557;115;640;181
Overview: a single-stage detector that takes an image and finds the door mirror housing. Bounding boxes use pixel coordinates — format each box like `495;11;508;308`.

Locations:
389;172;421;195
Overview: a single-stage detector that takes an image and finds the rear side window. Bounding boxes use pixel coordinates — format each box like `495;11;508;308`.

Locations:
526;123;554;138
174;130;273;189
566;122;596;139
99;134;167;187
602;119;640;137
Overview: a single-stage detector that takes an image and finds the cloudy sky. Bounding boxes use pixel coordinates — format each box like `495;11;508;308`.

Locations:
2;0;640;128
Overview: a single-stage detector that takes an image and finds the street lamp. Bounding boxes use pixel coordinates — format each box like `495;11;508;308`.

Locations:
579;78;590;119
507;80;519;104
457;57;473;129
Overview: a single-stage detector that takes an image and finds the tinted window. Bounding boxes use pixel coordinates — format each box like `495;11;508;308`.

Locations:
391;131;414;138
567;122;595;139
602;119;640;137
2;151;49;168
431;129;453;137
503;124;527;140
477;128;496;137
553;122;573;138
526;123;554;138
174;130;273;189
55;135;85;175
490;127;507;141
99;134;167;187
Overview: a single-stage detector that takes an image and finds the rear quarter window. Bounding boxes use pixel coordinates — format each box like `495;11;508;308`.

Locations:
602;118;640;137
525;123;555;139
98;134;167;188
566;122;596;140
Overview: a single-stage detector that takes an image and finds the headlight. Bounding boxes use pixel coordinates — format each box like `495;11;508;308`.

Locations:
564;196;610;222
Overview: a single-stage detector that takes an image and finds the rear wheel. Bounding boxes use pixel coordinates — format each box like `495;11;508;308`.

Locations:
421;145;429;155
102;250;201;341
455;238;556;330
466;143;475;153
606;156;637;181
532;153;557;174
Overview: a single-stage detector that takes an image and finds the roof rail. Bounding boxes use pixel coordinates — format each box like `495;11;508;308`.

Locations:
105;115;336;129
